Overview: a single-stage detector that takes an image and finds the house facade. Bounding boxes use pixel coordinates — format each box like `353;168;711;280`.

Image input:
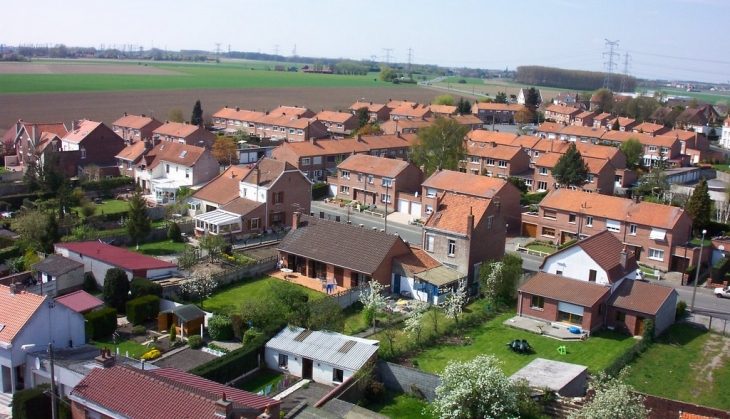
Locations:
315;110;359;138
472;103;527;124
722;117;730;150
211;106;265;134
392;247;466;305
30;256;85;297
5;120;67;169
58;120;126;177
349;101;391;122
111;113;163;144
335;154;423;209
544;105;582;125
461;141;532;178
152;121;216;148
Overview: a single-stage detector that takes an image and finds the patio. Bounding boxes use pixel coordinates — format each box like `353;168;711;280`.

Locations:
503;315;588;341
269;269;348;295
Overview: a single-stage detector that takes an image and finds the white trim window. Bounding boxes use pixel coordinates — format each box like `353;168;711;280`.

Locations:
448;239;456;256
629;223;637;235
341;170;350;179
382;178;393;187
486;159;495;166
278;353;288;369
606;219;621;233
250;218;260;230
648;248;665;261
470;156;479;164
498;160;507;168
340;185;350;194
380;193;391;203
586;216;593;227
539;167;548;175
425;234;435;252
301;158;311;166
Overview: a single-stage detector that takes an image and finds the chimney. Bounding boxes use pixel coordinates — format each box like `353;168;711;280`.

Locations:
310;137;316;145
9;283;16;295
71;120;77;131
292;212;301;229
124;111;128;117
236;106;240;112
254;167;260;185
490;141;496;148
620;246;628;271
215;393;233;417
467;207;474;237
356;134;362;142
143;137;152;152
95;348;115;368
141;113;145;117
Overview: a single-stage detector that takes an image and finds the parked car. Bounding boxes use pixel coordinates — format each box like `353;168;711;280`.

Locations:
714;287;730;298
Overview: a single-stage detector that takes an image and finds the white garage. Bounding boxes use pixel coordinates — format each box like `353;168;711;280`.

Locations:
398;199;409;214
410;202;422;218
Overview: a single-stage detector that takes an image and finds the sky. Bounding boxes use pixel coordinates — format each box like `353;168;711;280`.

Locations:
2;0;729;83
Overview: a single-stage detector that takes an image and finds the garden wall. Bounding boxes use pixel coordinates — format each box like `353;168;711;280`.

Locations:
377;361;441;402
211;255;278;287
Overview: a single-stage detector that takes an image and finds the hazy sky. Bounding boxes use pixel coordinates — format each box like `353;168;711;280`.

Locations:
3;0;729;83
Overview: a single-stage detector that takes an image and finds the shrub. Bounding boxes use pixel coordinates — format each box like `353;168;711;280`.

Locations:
208;315;234;341
676;300;688;319
129;277;163;299
167;222;183;242
11;383;52;419
80;176;134;192
711;257;730;283
103;268;130;311
83;272;97;291
169;323;177;342
230;314;245;339
312;182;329;200
125;295;160;325
642;319;655;342
188;335;204;349
132;325;147;335
242;327;263;345
84;307;118;340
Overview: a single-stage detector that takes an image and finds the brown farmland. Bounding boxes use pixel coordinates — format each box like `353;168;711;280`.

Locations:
0;86;452;129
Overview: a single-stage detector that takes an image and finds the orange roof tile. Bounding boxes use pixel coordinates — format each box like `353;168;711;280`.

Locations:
240;157;299;187
153;122;200;138
395;246;442;274
192;165;251;205
115;141;147;162
423;170;510;198
466;130;520;145
472;103;527;112
601;130;678;147
62;120;103;143
545;104;581;115
315;111;357;124
112;114;160;130
428;104;457;114
425;192;492;234
0;284;46;345
519;273;609;307
213;107;265;121
269;106;313;117
465;142;523;159
338;154;411;178
140;142;207;170
536;122;564;133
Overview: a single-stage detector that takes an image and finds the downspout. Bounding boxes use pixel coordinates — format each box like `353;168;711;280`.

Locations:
518;291;523;317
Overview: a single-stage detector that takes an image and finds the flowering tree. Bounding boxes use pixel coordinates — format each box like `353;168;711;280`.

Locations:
181;269;218;307
569;368;649;419
403;301;429;344
443;278;467;324
359;280;388;332
430;355;519;419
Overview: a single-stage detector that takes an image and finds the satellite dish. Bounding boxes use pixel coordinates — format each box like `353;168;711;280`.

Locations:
34;357;41;370
719;245;725;251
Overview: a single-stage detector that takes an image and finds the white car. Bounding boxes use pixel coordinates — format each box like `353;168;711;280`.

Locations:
714;287;730;298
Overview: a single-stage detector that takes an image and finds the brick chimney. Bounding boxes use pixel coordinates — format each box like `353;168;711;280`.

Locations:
467;207;474;237
95;348;115;368
356;134;362;142
143;137;153;153
215;393;233;417
253;167;260;185
620;246;628;272
9;283;16;295
292;212;301;229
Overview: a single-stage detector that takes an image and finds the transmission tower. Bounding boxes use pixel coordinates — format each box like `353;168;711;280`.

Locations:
382;48;393;64
292;44;297;57
619;51;632;93
274;44;280;58
602;39;619;91
215;43;221;58
406;47;413;75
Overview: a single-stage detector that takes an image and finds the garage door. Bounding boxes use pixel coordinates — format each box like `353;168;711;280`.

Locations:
398;199;409;214
410;202;422;217
522;223;537;238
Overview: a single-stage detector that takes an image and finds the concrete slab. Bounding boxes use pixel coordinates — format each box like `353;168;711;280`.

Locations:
503;316;586;341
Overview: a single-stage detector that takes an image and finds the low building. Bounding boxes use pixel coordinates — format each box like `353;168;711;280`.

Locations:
510;358;587;397
392;247;465;305
29;256;85;297
158;304;206;340
54;291;104;314
264;326;378;385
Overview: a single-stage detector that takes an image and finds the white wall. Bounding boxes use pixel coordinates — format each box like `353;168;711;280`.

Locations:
240;183;267;203
57;249;130;286
542;247;610;286
264;348;354;385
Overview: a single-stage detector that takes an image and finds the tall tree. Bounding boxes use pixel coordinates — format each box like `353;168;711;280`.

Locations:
525;87;541;110
568;368;649;419
359;280;388;332
634;168;669;200
191;100;203;127
620;138;643;170
552;143;589;188
307;297;345;332
126;188;152;249
456;97;472;115
379;66;397;82
593;88;614;113
180;268;217;307
103;267;130;311
357;108;370;129
686;177;711;234
430;355;520;419
479;254;523;306
211;136;238;166
410;115;468;176
199;232;225;263
495;92;508;104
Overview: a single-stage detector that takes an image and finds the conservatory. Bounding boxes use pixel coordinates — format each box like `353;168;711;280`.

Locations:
194;209;243;236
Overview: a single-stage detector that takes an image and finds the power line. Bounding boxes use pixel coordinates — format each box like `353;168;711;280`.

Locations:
631;50;730;65
603;39;619;91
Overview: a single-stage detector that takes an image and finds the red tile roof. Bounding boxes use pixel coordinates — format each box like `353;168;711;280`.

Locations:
472;103;527;112
62;120;103;143
240;157;298;187
112;114;160;130
139;141;207;170
425;192;493;234
192;165;251;205
0;284;46;345
315;110;357;124
422;170;511;198
213;107;265;121
268;106;313;117
466;142;523;160
545;104;581;115
395;247;442;274
466;130;520;145
153;121;200;137
55;242;177;272
114;141;147;162
428;104;457;115
54;290;104;313
338;154;411;178
607;279;676;315
519;273;610;307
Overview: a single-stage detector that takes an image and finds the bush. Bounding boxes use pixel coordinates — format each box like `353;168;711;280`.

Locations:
685;265;697;279
125;295;160;325
189;333;268;383
188;334;204;349
230;314;245;339
132;325;147;335
129;277;163;299
84;307;118;340
676;300;688;319
103;268;130;311
208;315;234;341
80;176;134;192
167;222;183;242
642;319;655;342
312;182;329;200
711;257;730;283
242;327;263;345
12;383;52;419
83;272;97;291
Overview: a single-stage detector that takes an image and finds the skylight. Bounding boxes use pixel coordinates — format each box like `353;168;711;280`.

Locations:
179;150;188;158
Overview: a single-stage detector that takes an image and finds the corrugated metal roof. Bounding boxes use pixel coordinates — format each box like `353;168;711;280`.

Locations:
266;327;378;371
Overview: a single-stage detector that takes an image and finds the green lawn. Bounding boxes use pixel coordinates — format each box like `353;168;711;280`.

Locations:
71;199;129;217
342;302;389;336
126;240;188;256
525;244;556;255
625;324;730;410
366;392;433;419
90;338;149;359
202;276;324;315
235;370;285;394
412;312;638;376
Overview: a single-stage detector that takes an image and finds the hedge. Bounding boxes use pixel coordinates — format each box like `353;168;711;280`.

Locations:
80;177;134;192
85;307;118;340
0;245;21;261
189;333;269;383
130;277;163;299
520;191;548;206
312;182;329;200
126;295;160;325
11;383;52;419
711;257;730;283
208;315;234;340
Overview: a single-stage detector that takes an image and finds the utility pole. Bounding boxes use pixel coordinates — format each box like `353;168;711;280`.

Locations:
292;44;297;57
619;51;632;93
48;343;58;419
382;48;393;65
602;39;619;91
274;44;280;60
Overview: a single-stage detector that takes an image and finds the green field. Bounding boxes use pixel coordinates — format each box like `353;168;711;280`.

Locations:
125;239;188;256
366;392;433;419
0;59;390;94
201;276;324;315
235;370;285;394
90;338;149;359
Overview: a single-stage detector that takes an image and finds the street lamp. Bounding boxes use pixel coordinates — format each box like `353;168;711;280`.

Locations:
690;229;707;312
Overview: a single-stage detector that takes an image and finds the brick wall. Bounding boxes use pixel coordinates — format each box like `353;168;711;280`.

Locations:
641;392;730;419
377;361;441;402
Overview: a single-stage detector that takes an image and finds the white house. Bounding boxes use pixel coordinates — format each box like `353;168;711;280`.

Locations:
721;117;730;150
264;327;378;386
392;247;465;305
0;284;86;397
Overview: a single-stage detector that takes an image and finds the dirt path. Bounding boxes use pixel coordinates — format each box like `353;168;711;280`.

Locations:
689;333;730;397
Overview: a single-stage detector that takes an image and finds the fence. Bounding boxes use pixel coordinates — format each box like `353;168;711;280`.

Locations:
326;283;369;308
377;361;441;402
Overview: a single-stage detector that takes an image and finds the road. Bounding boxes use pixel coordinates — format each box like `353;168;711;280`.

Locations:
310;200;423;245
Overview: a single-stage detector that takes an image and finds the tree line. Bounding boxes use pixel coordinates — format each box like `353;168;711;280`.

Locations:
516;66;637;92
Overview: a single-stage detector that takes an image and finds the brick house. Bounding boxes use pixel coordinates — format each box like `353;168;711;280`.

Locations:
591;113;613;128
192;157;311;237
348;101;391;122
520;188;694;271
600;131;681;168
466;130;520;146
423;192;507;289
252;113;329;142
471;103;527;124
58;119;126;177
315;110;359;138
544;105;582;125
380;118;432;135
335;154;423;212
461;141;531;178
389;104;432;120
420;169;522;230
211;106;265;134
632;122;671;136
722;117;730;149
5;119;68;169
573;111;596;127
152;121;216;148
277;212;411;288
111;113;163;144
531;153;616;195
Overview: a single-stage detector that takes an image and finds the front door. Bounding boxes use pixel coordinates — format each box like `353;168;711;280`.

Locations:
632;246;642;261
334;267;344;287
635;317;645;336
302;358;313;380
392;275;401;294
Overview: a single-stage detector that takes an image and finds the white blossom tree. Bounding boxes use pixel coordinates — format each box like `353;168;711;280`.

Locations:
430;355;519;419
359;280;388;332
403;301;429;344
443;278;467;324
569;368;649;419
481;261;503;304
180;269;218;307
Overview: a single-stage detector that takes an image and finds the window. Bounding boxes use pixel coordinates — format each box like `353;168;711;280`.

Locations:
185;169;190;179
313;156;322;165
81;148;86;159
524;179;533;187
531;296;544;309
313;170;322;179
425;234;435;252
297;130;304;135
301;158;311;166
661;147;669;154
539;167;548;175
425;205;433;214
280;127;286;133
470;156;479;164
485;171;493;177
537;181;548;191
648;248;664;261
426;188;437;198
333;368;344;383
498;160;507;168
648;145;657;152
166;164;170;173
250;218;259;230
606;219;620;233
273;191;284;204
534;151;540;158
486;158;495;166
340;185;350;194
358;173;364;182
542;227;555;237
543;209;557;220
587;174;594;183
586;216;593;227
278;353;288;369
341;170;350;179
448;240;456;256
568;213;576;223
368;175;374;184
558;311;583;325
487;216;493;229
616;311;626;322
382;178;392;187
289;128;296;134
630;224;637;235
380;193;391;203
589;269;597;282
272;126;278;132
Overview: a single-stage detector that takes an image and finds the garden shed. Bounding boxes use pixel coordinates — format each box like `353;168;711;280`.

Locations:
510;358;587;397
158;304;206;339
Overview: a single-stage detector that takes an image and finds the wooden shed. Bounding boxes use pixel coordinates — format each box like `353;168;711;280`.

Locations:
158;304;206;339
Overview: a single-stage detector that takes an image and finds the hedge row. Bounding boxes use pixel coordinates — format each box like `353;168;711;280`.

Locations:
312;182;329;200
11;383;52;419
189;333;269;383
80;177;134;192
0;245;21;261
85;307;118;340
711;257;730;283
126;295;160;325
130;277;163;299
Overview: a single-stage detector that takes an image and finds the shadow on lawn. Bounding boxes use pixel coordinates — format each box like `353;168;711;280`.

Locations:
659;323;707;346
